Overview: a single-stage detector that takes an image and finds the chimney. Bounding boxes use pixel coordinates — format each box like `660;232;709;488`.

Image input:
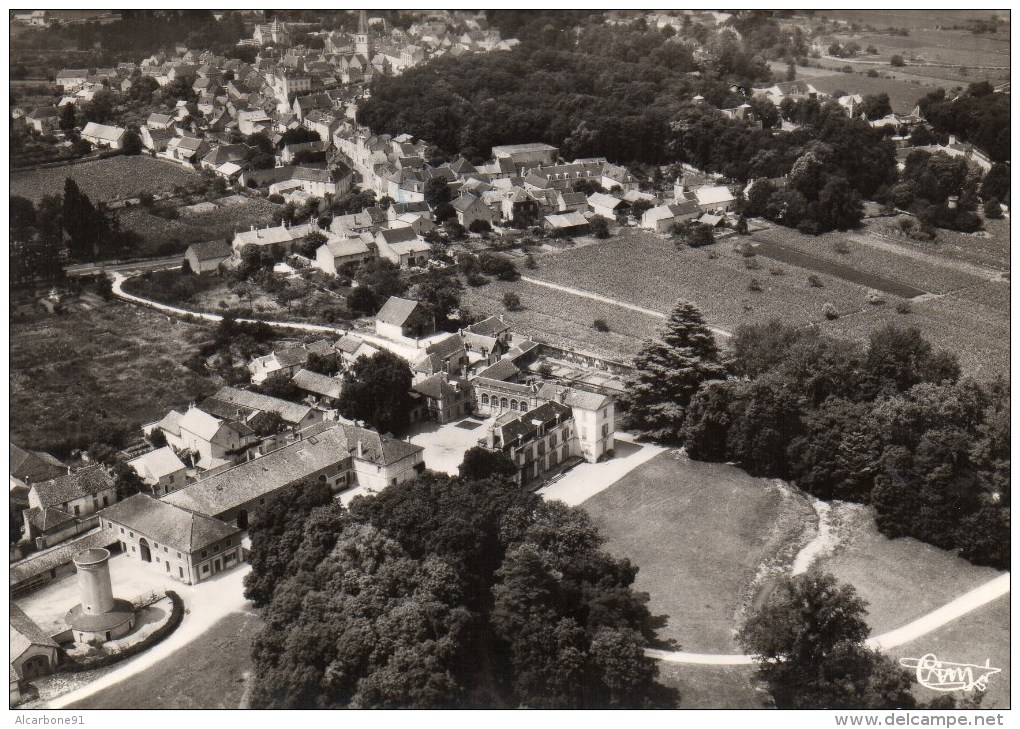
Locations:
486;428;496;449
948;135;957;146
356;440;364;458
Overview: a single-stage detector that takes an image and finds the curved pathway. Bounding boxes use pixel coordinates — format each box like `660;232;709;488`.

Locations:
645;572;1010;665
520;275;734;339
111;272;348;336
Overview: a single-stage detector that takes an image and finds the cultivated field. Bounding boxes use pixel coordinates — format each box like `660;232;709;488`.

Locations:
871;216;1011;273
805;73;945;114
580;451;815;653
117;196;282;257
9;302;217;454
68;611;261;709
528;228;868;333
460;277;662;361
10;156;199;203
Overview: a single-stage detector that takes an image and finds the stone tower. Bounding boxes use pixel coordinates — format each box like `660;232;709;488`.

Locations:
66;548;137;644
355;10;373;58
74;548;115;615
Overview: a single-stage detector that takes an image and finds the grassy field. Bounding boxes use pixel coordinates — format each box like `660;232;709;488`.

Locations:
9;302;218;454
657;663;766;709
10;156;199;204
893;595;1010;710
68;611;261;710
460;276;662;361
813;502;1004;635
117;195;282;257
580;451;815;653
529;228;866;333
814;10;1003;30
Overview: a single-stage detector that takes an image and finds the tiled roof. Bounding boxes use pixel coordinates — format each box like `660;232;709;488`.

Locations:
291;369;343;399
376;296;421;327
24;505;76;532
32;465;114;509
335;334;364;354
466;315;509;338
187;240;232;261
425;334;465;359
494;401;572;447
157;409;184;437
81;122;125;142
128;446;186;482
11;602;58;662
10;443;67;484
162;426;349;516
537;382;612;411
179;407;224;442
544;211;589;228
208;386;313;425
377;226;418;245
324;236;370;258
476;358;520;382
413;374;465;400
100;493;238;553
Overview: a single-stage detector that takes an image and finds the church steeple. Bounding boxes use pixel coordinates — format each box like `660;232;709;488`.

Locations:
355;10;372;58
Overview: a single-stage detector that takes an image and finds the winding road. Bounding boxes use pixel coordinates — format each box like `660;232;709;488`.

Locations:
645;571;1010;666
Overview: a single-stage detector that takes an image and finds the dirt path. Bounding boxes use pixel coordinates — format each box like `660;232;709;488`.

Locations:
520;275;734;339
645;572;1010;665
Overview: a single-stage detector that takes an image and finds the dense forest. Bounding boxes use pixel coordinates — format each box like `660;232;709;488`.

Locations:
621;303;1010;570
918;82;1011;164
245;474;677;709
359;18;776;166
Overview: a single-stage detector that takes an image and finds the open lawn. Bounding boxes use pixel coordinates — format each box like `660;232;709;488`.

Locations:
9;302;218;455
10;156;199;204
67;611;261;710
657;663;765;709
460;276;662;361
893;595;1010;710
813;502;1004;636
580;451;815;653
117;196;282;257
529;228;868;334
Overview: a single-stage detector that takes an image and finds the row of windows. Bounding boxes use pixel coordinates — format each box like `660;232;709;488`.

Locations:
479;394;530;412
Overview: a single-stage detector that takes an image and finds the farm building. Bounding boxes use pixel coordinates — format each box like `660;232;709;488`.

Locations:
184;240;232;274
80;122;126;150
127;447;188;497
315;233;375;275
642;201;701;232
543;211;590;236
98;494;242;585
291;369;344;406
10;602;59;701
375;296;437;341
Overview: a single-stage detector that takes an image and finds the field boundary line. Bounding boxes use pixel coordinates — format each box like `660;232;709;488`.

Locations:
520;275;734;339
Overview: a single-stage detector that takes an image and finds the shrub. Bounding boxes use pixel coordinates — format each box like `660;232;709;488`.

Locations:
468;219;492;234
268;193;285;204
891;55;906;67
538;363;554;378
769;267;785;276
744;257;762;270
502;292;522;311
867;291;885;305
833;241;850;254
823;302;839;319
983;198;1003;219
748;278;763;292
59;591;184;673
593;318;610;332
895;301;912;314
866;69;879;78
466;272;488;287
807;275;823;287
